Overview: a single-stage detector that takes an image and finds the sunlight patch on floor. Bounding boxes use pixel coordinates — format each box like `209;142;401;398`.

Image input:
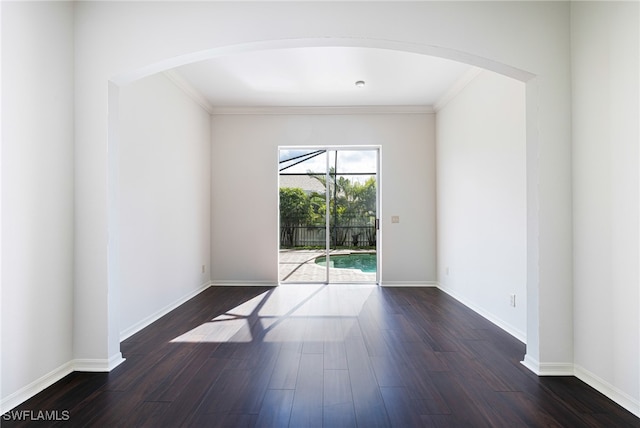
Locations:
170;317;253;343
169;284;378;344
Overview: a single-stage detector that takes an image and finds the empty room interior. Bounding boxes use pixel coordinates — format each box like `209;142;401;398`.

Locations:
1;0;639;425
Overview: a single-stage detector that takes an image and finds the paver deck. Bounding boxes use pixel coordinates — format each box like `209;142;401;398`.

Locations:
279;249;377;283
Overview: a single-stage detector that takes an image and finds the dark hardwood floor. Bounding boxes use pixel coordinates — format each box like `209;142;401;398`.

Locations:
3;285;638;427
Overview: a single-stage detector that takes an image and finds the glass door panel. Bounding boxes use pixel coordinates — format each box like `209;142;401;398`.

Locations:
327;149;378;283
279;147;378;284
279;149;328;283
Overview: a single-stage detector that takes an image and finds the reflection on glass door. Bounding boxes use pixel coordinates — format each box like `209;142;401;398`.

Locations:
278;147;378;284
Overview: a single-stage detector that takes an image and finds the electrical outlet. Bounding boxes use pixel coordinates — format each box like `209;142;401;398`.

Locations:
509;294;516;307
391;216;400;223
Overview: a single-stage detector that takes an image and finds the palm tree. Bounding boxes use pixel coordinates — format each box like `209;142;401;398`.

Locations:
308;170;376;247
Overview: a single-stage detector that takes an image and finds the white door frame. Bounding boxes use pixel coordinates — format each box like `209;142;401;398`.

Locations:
278;145;381;285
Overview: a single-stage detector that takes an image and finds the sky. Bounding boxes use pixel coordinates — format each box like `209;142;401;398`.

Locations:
279;149;378;179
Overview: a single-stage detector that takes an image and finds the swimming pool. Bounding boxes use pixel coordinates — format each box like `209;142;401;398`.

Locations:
315;253;377;273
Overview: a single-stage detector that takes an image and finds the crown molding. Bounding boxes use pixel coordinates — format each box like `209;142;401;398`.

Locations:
162;70;435;116
210;105;434;115
433;66;483;112
163;70;215;115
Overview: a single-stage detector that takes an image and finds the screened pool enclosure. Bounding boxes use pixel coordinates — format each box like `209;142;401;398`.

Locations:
278;148;379;283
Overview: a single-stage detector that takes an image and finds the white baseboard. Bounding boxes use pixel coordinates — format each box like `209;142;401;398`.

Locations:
120;281;212;341
437;285;639;417
520;356;574;376
0;361;74;414
574;364;640;418
73;352;126;372
380;281;438;287
437;283;526;343
211;281;436;287
522;357;640;417
537;362;575;376
1;353;128;413
211;280;277;287
521;354;542;374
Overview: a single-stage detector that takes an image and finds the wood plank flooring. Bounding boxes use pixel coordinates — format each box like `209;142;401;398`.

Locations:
2;285;638;427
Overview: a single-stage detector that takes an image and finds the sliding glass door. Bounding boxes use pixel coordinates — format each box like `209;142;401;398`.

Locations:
278;147;379;284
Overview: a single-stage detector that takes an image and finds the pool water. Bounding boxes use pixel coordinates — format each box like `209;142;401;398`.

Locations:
315;253;377;273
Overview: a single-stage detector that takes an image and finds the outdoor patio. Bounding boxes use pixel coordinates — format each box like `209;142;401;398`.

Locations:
278;249;377;283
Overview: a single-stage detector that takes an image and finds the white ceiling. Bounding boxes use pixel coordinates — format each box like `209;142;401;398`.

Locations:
173;46;474;108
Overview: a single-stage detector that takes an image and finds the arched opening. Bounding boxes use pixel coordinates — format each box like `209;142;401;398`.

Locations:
108;37;539;368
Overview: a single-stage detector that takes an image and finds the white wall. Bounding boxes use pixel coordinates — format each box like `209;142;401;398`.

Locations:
210;112;436;285
118;73;211;338
571;1;639;413
1;1;75;408
4;0;637;416
436;71;527;341
72;1;573;374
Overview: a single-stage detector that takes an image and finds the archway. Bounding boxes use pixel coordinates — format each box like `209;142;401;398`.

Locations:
108;37;540;370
